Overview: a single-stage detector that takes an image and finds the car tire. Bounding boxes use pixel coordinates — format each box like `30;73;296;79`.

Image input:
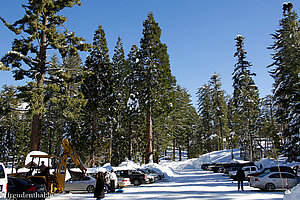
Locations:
265;183;275;191
86;185;95;193
132;179;140;186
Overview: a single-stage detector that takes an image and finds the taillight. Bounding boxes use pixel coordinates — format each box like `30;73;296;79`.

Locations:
122;179;128;182
27;186;36;191
255;178;260;182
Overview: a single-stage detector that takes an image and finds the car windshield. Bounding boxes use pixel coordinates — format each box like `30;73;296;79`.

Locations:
13;178;31;185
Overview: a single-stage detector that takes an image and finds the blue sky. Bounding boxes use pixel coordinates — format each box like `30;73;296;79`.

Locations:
0;0;299;107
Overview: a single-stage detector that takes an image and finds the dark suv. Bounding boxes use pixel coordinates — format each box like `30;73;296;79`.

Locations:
248;166;296;177
115;169;146;186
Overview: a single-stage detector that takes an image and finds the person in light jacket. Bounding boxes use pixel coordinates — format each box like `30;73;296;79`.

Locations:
109;169;118;192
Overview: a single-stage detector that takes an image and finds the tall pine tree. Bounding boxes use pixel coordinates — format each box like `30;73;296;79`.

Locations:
209;73;229;150
232;35;260;161
82;24;112;164
268;2;300;160
138;12;176;163
0;0;88;150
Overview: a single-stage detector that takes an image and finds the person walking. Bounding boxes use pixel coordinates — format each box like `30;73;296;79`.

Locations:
94;172;105;200
109;169;117;192
236;167;245;191
104;171;111;193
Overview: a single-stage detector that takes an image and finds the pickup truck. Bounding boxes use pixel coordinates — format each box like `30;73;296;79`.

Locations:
115;169;146;186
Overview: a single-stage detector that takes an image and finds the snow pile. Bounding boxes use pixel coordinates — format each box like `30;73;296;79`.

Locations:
283;183;300;200
102;163;113;172
118;159;141;169
144;162;176;178
164;148;241;171
255;158;286;169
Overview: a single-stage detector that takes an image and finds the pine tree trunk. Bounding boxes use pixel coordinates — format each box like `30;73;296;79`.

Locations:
128;121;133;160
186;137;190;159
109;123;113;164
145;106;153;164
30;114;42;150
90;109;97;167
173;139;176;161
155;143;159;164
179;147;182;161
30;15;48;151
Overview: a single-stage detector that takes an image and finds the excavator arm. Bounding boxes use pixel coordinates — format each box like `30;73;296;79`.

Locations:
55;139;87;192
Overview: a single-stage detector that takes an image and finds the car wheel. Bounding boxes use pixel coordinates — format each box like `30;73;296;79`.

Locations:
87;185;95;193
265;183;275;191
133;179;140;186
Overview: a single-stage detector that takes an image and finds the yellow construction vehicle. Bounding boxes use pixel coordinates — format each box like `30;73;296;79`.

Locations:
26;139;87;193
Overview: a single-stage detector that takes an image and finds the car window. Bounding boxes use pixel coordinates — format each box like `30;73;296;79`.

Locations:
244;168;250;171
0;165;5;178
282;173;295;179
269;173;280;178
251;167;256;171
83;176;90;181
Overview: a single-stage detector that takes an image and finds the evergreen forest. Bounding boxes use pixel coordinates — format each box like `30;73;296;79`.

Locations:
0;1;299;169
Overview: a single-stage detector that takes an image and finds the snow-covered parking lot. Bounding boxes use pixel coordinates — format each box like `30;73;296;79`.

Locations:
48;168;284;200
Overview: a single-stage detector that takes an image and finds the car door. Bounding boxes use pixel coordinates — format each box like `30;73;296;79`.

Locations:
268;173;281;188
66;178;78;191
281;173;297;188
78;176;92;191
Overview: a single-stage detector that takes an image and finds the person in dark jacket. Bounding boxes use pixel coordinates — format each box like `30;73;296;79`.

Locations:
236;167;245;191
94;172;105;200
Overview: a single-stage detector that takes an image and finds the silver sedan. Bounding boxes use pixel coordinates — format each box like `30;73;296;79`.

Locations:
250;172;300;191
65;176;96;193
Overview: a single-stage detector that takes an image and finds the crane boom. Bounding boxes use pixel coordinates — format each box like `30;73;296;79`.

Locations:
55;139;87;192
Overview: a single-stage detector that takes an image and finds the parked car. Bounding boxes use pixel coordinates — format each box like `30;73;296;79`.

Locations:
7;177;46;200
115;169;146;186
228;166;240;179
144;168;165;180
64;176;96;193
117;176;131;188
249;172;300;191
248;166;296;177
0;163;7;200
138;169;157;183
229;166;258;180
201;163;216;171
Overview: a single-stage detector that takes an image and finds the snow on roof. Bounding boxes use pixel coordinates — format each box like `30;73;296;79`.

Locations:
69;167;106;174
24;151;51;167
113;166;136;171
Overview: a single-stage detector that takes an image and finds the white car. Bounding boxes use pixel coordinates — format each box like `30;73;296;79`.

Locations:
117;176;131;188
65;176;96;193
250;172;300;191
229;166;258;180
0;163;7;200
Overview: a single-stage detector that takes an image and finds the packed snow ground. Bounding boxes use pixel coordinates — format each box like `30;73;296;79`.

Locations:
47;149;299;200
